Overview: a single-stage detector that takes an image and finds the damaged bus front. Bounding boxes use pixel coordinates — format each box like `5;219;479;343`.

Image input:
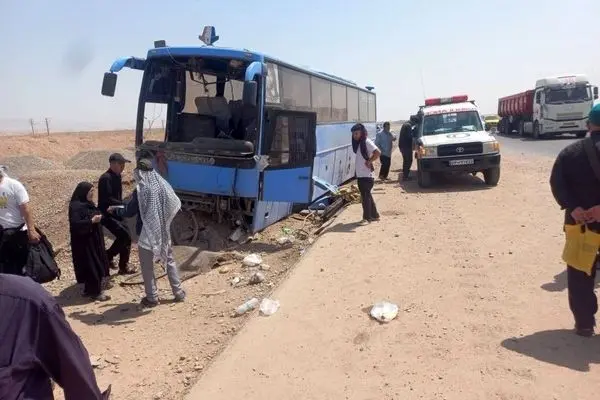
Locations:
101;27;317;239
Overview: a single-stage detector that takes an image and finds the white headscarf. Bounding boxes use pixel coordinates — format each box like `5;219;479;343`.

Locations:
134;168;181;263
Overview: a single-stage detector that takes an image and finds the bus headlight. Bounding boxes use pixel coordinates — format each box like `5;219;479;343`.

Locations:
482;140;500;153
418;145;437;158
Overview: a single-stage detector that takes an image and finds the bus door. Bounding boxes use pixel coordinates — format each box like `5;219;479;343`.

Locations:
259;109;317;203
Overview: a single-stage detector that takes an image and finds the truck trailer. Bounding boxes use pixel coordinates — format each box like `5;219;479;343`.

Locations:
497;75;598;139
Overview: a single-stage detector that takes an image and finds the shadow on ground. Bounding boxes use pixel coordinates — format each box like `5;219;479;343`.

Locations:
324;221;365;234
398;171;493;194
541;269;600;292
499;133;581;142
501;329;600;372
69;301;150;326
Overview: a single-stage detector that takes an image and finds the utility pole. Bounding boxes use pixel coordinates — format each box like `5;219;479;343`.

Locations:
44;117;50;136
29;118;35;136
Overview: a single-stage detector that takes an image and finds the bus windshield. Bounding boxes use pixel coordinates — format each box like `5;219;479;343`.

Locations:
138;57;258;155
545;85;592;104
421;111;483;136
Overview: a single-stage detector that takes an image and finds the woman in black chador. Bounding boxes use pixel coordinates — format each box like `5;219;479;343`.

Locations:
68;182;111;301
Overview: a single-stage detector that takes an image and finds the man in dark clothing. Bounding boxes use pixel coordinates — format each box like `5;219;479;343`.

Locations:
549;103;600;337
398;116;417;180
0;273;111;399
97;153;135;275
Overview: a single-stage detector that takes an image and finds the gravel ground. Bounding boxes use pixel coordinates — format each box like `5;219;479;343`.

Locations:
1;130;329;400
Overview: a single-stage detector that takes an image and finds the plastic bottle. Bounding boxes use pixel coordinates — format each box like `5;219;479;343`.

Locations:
235;298;259;316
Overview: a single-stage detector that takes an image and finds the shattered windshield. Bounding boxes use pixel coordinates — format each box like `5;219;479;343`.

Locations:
545;86;591;104
422;111;483;136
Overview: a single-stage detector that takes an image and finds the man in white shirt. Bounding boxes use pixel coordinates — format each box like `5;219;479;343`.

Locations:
351;124;381;223
0;166;40;275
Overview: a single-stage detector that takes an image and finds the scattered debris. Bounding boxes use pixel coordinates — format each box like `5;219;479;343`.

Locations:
242;253;263;267
370;302;399;323
276;236;295;245
260;264;271;271
259;298;280;316
234;298;260;316
249;271;265;285
228;227;244;242
201;289;226;297
230;276;242;286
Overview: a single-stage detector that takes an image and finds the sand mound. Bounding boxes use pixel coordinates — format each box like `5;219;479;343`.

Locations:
0;155;63;178
64;149;135;170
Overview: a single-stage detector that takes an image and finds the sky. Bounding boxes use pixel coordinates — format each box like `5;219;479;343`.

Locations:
1;0;599;133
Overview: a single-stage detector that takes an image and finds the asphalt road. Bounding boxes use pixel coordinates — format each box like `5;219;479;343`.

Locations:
495;133;580;158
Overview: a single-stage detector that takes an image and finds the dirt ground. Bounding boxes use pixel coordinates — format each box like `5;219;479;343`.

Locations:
184;151;600;400
5;130;598;399
1;131;325;400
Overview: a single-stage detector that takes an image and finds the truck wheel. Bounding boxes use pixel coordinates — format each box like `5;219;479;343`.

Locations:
483;167;500;186
417;168;432;188
576;131;587;139
518;121;525;136
533;122;543;139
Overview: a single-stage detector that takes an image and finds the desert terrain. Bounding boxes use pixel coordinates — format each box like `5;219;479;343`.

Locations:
1;130;323;400
2;130;598;400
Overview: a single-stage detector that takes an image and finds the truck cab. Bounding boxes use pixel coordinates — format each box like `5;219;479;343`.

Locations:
531;75;598;138
413;95;501;188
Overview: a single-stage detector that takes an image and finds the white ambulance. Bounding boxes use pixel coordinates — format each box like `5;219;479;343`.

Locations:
413;95;501;188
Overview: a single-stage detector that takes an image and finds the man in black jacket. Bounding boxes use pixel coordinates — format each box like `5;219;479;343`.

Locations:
398;116;417;181
550;103;600;337
0;273;111;399
97;153;135;275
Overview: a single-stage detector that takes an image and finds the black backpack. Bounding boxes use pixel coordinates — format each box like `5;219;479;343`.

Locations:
23;228;61;284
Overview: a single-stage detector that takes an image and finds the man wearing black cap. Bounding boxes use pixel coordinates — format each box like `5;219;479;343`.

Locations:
550;103;600;337
97;153;135;275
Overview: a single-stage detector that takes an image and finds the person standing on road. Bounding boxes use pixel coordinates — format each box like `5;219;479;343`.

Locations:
549;103;600;337
0;273;111;399
351;123;381;223
108;159;185;308
398;117;416;181
374;121;395;180
68;182;111;302
97;153;135;275
0;166;41;276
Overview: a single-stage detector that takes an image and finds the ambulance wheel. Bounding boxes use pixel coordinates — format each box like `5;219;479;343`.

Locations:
417;168;432;188
484;167;500;186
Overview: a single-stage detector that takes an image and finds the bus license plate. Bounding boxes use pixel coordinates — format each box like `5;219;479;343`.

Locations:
449;159;474;166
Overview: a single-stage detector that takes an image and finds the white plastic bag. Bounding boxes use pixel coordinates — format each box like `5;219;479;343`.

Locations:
370;302;398;323
242;253;263;267
259;298;280;316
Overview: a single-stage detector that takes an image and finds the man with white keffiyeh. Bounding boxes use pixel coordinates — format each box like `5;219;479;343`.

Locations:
108;159;185;307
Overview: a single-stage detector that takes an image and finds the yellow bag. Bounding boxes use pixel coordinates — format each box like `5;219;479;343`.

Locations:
562;224;600;275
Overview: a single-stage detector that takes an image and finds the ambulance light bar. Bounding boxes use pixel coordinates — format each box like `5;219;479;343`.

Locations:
424;95;469;106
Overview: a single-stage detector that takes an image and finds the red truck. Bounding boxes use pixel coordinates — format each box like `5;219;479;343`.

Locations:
497;75;597;139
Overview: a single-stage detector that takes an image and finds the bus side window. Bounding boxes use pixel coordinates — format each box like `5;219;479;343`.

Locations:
266;114;315;168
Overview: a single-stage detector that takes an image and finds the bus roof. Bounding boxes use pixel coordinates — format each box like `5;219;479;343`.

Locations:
146;46;374;93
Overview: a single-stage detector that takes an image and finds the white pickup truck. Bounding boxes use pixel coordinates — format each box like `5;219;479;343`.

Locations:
413;95;501;188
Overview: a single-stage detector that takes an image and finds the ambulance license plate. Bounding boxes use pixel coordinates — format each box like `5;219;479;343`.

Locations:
449;159;474;166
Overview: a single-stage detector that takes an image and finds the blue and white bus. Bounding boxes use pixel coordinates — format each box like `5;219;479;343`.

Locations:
101;26;377;233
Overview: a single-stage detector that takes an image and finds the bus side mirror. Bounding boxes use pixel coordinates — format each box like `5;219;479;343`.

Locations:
101;72;117;97
594;86;598;100
243;81;258;107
